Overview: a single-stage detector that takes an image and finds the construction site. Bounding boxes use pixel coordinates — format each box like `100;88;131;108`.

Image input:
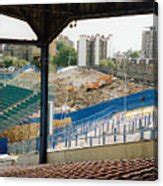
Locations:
0;2;158;181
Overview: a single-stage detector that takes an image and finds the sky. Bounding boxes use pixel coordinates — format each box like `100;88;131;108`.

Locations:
0;14;153;54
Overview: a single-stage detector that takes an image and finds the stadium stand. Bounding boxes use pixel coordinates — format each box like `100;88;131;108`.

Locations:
0;83;3;89
0;84;40;132
0;85;33;111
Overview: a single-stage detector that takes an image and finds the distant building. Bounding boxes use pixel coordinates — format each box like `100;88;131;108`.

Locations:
113;51;127;60
141;26;157;59
3;39;56;61
3;44;33;61
57;35;74;48
113;51;128;68
77;35;91;67
32;46;40;60
77;34;109;67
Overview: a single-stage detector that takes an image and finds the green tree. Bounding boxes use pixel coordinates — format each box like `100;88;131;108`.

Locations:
130;51;140;58
125;49;140;59
56;41;64;51
3;57;13;68
2;57;28;68
54;41;77;67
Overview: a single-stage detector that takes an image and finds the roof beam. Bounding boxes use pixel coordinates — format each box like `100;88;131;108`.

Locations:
0;38;39;45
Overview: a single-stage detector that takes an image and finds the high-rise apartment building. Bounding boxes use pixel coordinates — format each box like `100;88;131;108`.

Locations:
77;34;108;67
77;35;91;67
141;26;157;59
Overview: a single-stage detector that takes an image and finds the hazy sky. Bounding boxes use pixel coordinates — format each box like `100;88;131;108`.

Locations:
61;14;153;54
0;14;153;53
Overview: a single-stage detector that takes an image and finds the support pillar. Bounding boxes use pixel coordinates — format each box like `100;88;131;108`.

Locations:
39;44;49;164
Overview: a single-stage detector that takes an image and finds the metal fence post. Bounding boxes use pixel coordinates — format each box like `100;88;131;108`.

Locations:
52;136;55;149
150;128;154;140
98;135;100;145
68;139;71;148
140;127;144;140
75;134;78;146
123;125;126;143
36;137;40;153
102;132;106;145
111;121;114;134
148;113;151;126
132;121;135;134
65;138;68;148
89;137;93;147
102;123;104;134
94;127;97;137
139;118;142;130
85;131;88;142
107;122;110;132
144;115;147;128
114;127;117;142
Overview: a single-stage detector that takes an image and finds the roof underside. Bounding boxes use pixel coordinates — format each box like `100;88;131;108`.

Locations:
0;2;157;46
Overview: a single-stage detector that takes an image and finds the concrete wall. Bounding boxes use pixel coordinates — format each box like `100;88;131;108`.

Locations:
93;64;157;83
17;140;157;166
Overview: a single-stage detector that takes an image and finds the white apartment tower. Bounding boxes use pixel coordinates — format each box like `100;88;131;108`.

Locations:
77;34;108;67
77;35;91;67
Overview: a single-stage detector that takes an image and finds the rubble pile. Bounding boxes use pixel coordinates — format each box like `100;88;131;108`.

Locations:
49;67;150;112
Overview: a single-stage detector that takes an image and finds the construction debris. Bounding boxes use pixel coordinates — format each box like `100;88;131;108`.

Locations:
48;67;150;112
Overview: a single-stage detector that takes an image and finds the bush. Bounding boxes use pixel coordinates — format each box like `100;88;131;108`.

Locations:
100;59;116;70
1;57;28;68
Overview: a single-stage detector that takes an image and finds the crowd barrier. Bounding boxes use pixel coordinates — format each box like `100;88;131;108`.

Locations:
6;89;158;154
8;91;158;155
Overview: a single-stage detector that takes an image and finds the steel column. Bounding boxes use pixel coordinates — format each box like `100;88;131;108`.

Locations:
39;44;49;164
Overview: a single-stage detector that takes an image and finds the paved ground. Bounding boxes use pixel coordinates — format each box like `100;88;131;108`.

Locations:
0;158;157;180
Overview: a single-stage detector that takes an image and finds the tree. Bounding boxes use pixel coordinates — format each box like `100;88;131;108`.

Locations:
2;57;13;68
129;51;140;58
125;49;140;59
53;41;77;67
1;57;28;69
100;59;116;70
